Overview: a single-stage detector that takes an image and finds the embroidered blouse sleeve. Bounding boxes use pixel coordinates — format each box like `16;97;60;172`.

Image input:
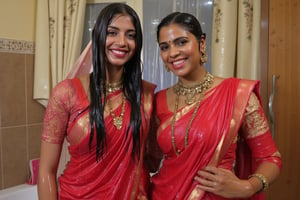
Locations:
241;93;269;138
42;79;75;144
241;93;282;169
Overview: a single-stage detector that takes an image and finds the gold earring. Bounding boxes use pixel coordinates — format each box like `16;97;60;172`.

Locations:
200;46;208;64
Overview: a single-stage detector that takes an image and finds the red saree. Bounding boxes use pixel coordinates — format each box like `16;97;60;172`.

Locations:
42;77;156;200
150;78;281;200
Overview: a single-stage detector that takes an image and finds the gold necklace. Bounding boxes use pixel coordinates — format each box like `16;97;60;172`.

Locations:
173;72;214;105
106;81;123;93
107;94;126;130
171;72;214;156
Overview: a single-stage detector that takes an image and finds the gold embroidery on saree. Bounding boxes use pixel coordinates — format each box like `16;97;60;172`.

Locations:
188;186;203;200
242;93;269;138
42;81;76;143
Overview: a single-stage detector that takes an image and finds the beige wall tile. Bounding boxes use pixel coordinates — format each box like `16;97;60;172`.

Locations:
0;42;44;189
2;126;28;188
0;52;26;127
28;124;42;159
0;128;2;189
26;54;45;124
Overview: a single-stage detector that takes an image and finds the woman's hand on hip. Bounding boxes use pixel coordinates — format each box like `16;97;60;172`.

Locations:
194;166;255;198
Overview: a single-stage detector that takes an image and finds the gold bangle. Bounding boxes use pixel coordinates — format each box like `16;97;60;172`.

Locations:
248;173;269;193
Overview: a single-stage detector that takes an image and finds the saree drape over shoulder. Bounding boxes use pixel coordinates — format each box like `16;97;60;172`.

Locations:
42;77;156;200
150;78;281;200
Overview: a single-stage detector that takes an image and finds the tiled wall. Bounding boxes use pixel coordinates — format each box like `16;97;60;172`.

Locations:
0;38;45;189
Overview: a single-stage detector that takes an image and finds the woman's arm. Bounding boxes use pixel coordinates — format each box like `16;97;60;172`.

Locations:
195;161;280;198
37;80;74;199
195;93;281;198
247;161;280;194
38;141;63;200
241;92;282;194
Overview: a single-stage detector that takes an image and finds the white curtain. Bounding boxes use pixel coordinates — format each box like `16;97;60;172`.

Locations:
211;0;261;79
34;0;87;177
34;0;86;106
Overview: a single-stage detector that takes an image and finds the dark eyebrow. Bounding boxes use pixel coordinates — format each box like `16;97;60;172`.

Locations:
107;25;136;33
107;25;119;30
159;36;188;46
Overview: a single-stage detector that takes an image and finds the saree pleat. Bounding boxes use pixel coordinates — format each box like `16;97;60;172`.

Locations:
152;78;239;200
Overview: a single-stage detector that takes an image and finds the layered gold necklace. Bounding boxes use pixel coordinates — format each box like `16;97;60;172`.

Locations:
173;72;214;105
106;81;125;130
171;72;214;156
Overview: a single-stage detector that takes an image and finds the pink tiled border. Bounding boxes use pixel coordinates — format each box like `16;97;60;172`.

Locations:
0;38;35;54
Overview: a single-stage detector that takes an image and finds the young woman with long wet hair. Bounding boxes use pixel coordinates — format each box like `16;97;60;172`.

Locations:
38;3;155;199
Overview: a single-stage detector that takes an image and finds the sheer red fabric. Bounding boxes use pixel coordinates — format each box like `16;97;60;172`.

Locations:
42;77;156;200
150;78;281;200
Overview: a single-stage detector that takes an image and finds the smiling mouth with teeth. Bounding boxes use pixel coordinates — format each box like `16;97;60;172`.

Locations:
111;49;127;58
171;59;186;69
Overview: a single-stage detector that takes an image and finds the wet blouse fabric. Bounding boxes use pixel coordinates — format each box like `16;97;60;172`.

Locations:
42;77;156;200
150;78;281;200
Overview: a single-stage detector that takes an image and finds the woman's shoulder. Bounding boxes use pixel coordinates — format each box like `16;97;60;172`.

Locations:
142;80;157;95
51;78;75;97
154;88;169;104
50;74;90;102
76;74;90;95
214;76;261;103
210;75;259;89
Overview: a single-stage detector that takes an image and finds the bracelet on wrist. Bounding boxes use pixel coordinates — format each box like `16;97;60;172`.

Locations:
248;173;269;193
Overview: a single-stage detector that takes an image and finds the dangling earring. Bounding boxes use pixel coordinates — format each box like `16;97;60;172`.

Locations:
200;46;208;64
164;64;170;72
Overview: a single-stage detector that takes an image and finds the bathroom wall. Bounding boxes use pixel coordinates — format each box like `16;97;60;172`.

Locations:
0;0;45;189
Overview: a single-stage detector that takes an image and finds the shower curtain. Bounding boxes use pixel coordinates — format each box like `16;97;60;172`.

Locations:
211;0;261;79
34;0;86;106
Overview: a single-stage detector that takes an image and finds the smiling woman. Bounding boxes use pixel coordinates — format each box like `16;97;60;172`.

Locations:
142;0;214;91
37;3;156;200
145;11;281;200
105;14;136;67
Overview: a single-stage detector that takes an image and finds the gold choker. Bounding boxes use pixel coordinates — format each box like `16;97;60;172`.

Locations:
173;72;214;105
106;81;123;93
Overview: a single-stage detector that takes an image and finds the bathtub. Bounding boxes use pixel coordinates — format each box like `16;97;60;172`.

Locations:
0;184;38;200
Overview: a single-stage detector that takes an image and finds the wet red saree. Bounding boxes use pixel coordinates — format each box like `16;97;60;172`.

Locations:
42;77;155;200
150;78;281;200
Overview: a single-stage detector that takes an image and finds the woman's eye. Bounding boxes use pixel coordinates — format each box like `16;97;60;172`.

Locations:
127;32;136;39
107;30;117;36
176;39;187;47
159;45;169;51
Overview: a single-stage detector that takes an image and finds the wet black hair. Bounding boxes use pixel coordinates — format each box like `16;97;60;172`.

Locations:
89;3;143;161
157;12;204;42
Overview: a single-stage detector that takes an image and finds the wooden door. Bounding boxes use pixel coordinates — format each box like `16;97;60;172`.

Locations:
265;0;300;199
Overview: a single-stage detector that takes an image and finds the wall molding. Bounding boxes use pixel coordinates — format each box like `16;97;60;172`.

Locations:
0;38;35;54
